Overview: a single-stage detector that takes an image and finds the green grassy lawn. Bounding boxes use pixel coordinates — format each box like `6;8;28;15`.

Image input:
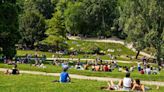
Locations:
0;72;163;92
0;63;163;82
0;72;107;92
16;39;143;61
67;40;136;56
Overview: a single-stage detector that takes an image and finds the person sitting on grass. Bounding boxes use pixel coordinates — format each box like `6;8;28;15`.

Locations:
145;65;151;75
59;68;71;83
140;69;144;74
95;64;100;71
130;65;135;72
103;65;109;72
132;79;145;92
91;64;95;71
11;64;20;75
118;66;123;72
120;73;133;91
152;67;160;74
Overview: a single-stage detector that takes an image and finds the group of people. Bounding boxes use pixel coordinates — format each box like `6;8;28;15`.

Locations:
137;58;161;75
1;55;162;92
51;56;162;77
1;53;47;65
104;73;150;92
58;67;157;92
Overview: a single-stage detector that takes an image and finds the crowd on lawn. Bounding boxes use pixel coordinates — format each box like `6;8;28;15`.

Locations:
1;53;162;75
53;56;162;76
1;54;163;92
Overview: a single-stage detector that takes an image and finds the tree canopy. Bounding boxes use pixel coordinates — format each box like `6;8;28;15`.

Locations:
0;0;163;64
119;0;164;65
0;0;20;58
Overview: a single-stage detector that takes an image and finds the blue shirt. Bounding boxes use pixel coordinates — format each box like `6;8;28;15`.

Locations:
60;72;69;82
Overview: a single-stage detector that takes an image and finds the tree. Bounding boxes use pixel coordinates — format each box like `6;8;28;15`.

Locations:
23;0;54;19
19;11;46;49
119;0;164;65
46;0;68;38
82;0;117;37
64;0;117;37
0;0;20;58
41;0;68;51
64;1;86;35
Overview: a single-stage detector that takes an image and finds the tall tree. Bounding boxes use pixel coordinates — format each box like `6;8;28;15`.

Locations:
64;0;117;37
46;0;68;38
41;0;68;51
0;0;20;58
23;0;54;19
64;1;86;35
19;11;46;49
82;0;117;37
119;0;164;65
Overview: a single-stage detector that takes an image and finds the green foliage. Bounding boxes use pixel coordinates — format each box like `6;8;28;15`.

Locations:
118;0;147;51
64;1;85;35
119;0;164;62
64;0;118;37
23;0;54;19
19;11;46;49
0;1;20;58
41;0;69;51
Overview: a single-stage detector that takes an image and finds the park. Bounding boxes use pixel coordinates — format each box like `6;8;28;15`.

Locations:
0;0;164;92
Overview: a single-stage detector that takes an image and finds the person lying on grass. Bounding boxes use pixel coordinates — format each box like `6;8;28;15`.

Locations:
4;64;20;75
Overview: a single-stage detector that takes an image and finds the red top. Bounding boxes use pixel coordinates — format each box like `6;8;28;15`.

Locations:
140;70;144;74
103;65;109;71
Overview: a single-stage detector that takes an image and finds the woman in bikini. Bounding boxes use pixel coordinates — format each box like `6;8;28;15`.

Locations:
132;79;145;92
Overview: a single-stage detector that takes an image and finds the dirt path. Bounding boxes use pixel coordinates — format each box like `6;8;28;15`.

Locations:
0;68;163;86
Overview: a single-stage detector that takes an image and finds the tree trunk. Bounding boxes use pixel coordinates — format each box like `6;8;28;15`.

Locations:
135;50;140;59
26;41;35;50
156;45;161;66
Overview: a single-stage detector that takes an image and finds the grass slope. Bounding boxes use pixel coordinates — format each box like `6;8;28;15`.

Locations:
16;39;140;61
0;73;163;92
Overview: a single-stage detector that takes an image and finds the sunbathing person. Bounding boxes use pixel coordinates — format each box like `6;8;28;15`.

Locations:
106;80;122;91
102;73;133;91
5;64;20;75
132;79;145;92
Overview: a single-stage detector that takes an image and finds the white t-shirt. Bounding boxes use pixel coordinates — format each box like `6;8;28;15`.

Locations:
123;78;132;87
137;63;140;67
145;68;151;74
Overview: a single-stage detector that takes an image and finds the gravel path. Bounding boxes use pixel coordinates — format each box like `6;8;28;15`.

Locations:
0;68;163;86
